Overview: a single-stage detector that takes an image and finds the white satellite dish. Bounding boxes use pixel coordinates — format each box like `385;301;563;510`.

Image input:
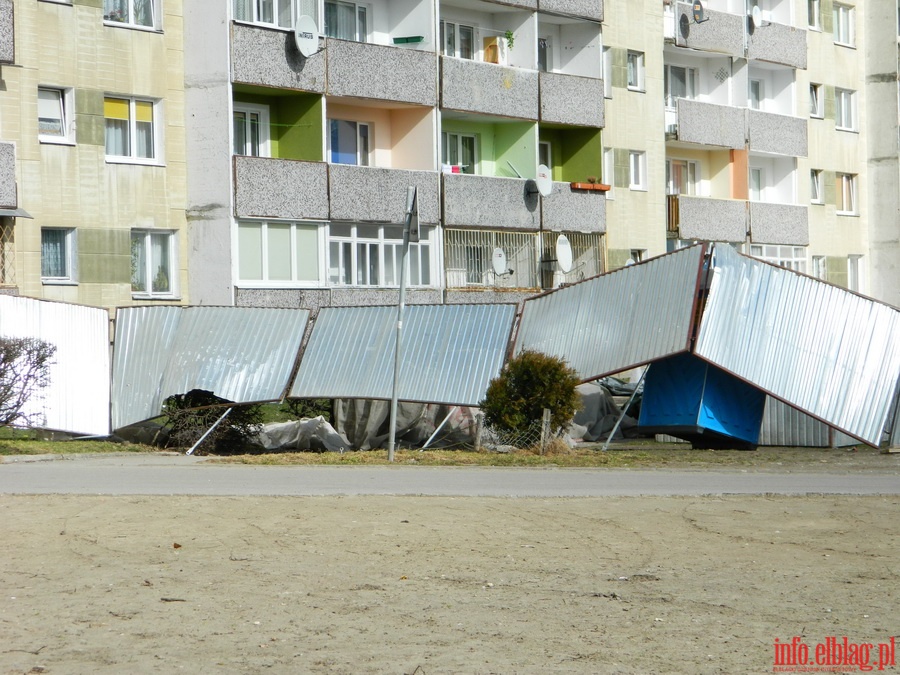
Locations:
491;247;508;276
294;15;319;57
536;164;552;197
749;5;762;29
556;234;573;273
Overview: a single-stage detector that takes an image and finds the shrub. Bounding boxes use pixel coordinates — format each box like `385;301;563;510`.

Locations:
0;337;56;427
479;350;581;435
281;398;333;422
161;389;264;455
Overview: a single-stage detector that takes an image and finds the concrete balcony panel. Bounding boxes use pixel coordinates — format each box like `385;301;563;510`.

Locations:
329;164;440;224
441;57;539;120
538;0;602;22
326;39;437;106
541;182;605;233
0;142;15;208
674;2;743;57
443;174;540;230
234;156;329;220
748;110;807;157
0;0;13;64
539;72;604;127
748;21;807;70
750;202;808;246
231;23;325;93
676;99;746;149
677;196;747;242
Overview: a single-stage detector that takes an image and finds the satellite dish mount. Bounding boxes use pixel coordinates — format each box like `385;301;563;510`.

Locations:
692;0;709;23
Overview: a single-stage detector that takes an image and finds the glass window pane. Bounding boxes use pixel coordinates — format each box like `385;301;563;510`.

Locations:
459;25;473;59
134;0;153;26
277;0;292;28
357;123;369;166
131;233;146;292
295;223;319;281
267;223;292;280
257;0;274;24
41;229;67;278
357;5;367;40
38;89;64;136
150;233;171;293
444;22;456;57
104;0;127;21
238;222;263;280
461;136;475;174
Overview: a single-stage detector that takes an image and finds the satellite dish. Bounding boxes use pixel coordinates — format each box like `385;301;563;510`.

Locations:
491;247;508;276
294;15;319;57
692;0;705;23
625;258;636;266
536;164;552;197
750;5;762;29
556;234;573;273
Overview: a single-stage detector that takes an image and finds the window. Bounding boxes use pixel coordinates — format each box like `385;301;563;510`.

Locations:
833;3;854;46
233;0;305;28
105;97;158;162
444;229;537;289
233;104;270;157
603;148;614;199
104;0;155;28
812;255;827;280
602;46;612;98
809;83;823;118
0;218;14;285
38;88;74;144
664;65;696;108
238;220;321;283
328;223;432;287
835;88;856;130
539;142;552;170
847;255;862;292
131;230;176;297
441;132;477;174
749;245;808;273
41;228;76;283
836;173;857;214
666;159;698;196
538;37;550;72
329;119;370;166
749;79;763;110
749;167;764;201
629;249;645;264
629;150;646;190
441;20;474;60
808;0;820;29
325;0;367;41
810;170;823;204
627;51;645;91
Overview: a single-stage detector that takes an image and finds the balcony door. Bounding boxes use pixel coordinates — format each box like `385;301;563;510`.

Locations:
666;159;697;196
664;65;696;109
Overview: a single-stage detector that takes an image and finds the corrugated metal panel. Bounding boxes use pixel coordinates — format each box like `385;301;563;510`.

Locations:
696;245;900;446
514;245;705;379
111;306;309;430
0;295;110;435
759;396;831;447
291;303;516;406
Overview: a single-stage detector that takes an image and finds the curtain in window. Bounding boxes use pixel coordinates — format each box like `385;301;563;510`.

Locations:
38;89;64;136
277;0;292;28
105;98;130;156
458;25;473;59
256;0;274;24
150;233;170;293
233;0;251;21
135;100;154;159
297;0;317;23
325;1;355;39
131;233;146;292
330;119;358;165
41;230;66;278
133;0;153;26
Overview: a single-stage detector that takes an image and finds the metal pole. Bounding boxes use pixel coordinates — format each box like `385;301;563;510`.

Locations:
422;406;458;450
601;369;647;452
387;187;417;462
186;407;233;456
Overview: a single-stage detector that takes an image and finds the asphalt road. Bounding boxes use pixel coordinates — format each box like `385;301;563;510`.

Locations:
0;453;898;496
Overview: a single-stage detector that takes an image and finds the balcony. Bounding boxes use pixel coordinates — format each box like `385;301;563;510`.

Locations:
234;156;329;221
441;56;539;120
326;39;437;107
539;0;603;22
0;142;15;209
443;173;540;230
748;110;807;157
329;164;440;224
539;72;604;127
231;22;326;93
748;20;806;69
542;182;606;233
749;202;808;246
0;0;12;64
671;99;746;149
672;1;744;57
668;195;747;242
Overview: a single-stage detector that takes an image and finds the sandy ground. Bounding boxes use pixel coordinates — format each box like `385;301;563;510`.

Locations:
1;489;898;674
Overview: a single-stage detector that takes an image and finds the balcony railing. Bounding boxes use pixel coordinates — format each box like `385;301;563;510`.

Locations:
748;110;808;157
233;156;329;220
0;0;13;64
0;142;16;209
542;182;606;233
443;173;540;230
749;202;809;246
441;56;539;120
671;195;748;242
326;39;437;106
539;72;604;127
329;164;440;224
674;99;746;149
231;22;326;93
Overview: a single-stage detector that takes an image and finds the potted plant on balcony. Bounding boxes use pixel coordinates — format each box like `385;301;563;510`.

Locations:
570;176;611;192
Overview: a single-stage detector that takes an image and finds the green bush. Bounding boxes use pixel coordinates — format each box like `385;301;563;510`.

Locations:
161;389;263;455
479;350;581;435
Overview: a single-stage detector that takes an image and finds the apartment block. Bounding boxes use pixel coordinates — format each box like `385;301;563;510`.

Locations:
0;0;187;308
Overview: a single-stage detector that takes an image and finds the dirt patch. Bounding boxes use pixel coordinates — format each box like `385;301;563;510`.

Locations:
1;493;897;674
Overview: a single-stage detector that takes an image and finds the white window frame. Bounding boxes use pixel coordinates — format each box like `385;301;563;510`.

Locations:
629;150;646;191
441;131;478;174
237;220;324;286
233;103;270;157
664;64;697;109
749;78;763;110
104;96;162;164
328;223;433;288
324;0;368;42
328;119;371;166
836;173;857;215
603;148;615;199
539;142;552;171
808;0;821;29
40;228;77;284
810;169;823;204
809;83;823;118
749;166;764;201
232;0;297;29
835;88;856;131
602;46;613;98
833;3;855;47
627;51;645;91
749;244;808;273
440;20;476;60
666;159;698;196
131;229;178;298
38;87;75;145
537;36;551;72
812;255;826;280
104;0;158;30
847;254;863;292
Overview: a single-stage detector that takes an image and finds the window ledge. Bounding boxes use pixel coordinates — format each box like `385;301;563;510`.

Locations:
833;41;856;49
810;113;823;120
835;127;859;134
132;293;181;300
811;200;824;206
39;137;76;147
836;211;859;217
41;279;77;286
103;20;163;34
106;157;165;167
